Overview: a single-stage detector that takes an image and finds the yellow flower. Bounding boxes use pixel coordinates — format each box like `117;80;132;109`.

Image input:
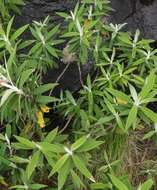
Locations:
36;111;45;128
36;106;50;128
116;97;128;105
40;106;50;113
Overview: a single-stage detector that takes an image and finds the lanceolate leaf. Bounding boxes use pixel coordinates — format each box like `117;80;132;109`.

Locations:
45;44;58;58
33;83;58;95
19;69;34;88
77;139;103;152
36;96;59;104
109;174;128;190
11;24;29;41
72;154;95;182
44;128;58;143
39;142;64;153
49;154;69;178
107;88;131;103
46;24;60;41
71;170;85;189
58;159;71;190
104;99;116;115
143;131;156;140
126;105;137;130
141;107;157;123
71;135;89;151
7;17;14;38
129;84;139;104
138;179;154;190
14;136;35;149
30;184;47;189
26;150;40;180
90;183;110;189
139;71;155;100
0;89;14;107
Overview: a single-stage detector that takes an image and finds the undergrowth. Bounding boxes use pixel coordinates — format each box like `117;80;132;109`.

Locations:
0;0;157;189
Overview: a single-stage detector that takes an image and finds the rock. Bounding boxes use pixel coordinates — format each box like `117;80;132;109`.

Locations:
14;0;157;94
15;0;93;94
43;61;93;95
15;0;76;25
109;0;157;40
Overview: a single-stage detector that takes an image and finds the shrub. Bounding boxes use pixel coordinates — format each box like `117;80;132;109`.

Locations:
0;0;157;189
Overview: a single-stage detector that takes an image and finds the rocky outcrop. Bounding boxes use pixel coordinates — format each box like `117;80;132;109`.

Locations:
15;0;157;93
16;0;76;25
109;0;157;39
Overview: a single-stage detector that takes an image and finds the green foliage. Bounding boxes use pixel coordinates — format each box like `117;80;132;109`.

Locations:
0;0;157;190
91;176;154;190
0;0;25;20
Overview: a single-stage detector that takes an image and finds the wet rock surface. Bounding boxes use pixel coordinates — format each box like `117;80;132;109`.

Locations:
15;0;157;93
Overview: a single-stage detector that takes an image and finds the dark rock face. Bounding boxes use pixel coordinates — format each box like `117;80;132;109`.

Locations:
43;61;93;95
109;0;157;40
17;0;157;40
16;0;76;25
16;0;92;93
15;0;157;93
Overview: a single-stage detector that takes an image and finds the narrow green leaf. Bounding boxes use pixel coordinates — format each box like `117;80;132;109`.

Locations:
9;156;29;164
126;105;137;130
104;99;116;115
11;24;29;41
56;12;69;18
12;143;34;150
109;174;128;190
45;44;58;58
9;185;27;189
7;17;14;38
0;89;14;107
36;96;59;104
141;107;157;123
46;25;60;40
44;128;58;143
71;135;89;151
77;139;103;152
91;183;110;189
139;71;155;100
72;154;95;182
30;184;47;189
138;179;154;190
129;84;139;104
14;136;35;149
61;32;79;38
107;88;131;103
71;170;85;189
39;142;64;153
143;131;156;140
19;69;34;88
58;159;71;190
48;154;69;178
96;116;114;125
26;151;40;180
33;83;57;95
29;42;41;55
66;91;77;105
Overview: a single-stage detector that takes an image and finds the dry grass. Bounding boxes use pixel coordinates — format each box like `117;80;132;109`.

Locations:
124;129;157;186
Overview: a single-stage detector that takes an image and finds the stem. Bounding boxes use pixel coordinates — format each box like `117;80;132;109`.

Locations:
59;115;73;134
77;63;84;87
49;62;71;96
